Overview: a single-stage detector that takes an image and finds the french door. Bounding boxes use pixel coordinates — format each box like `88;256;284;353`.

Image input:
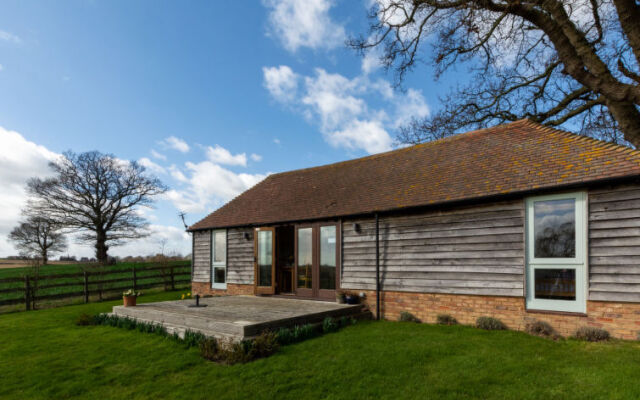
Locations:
525;192;587;313
254;227;276;295
295;223;339;300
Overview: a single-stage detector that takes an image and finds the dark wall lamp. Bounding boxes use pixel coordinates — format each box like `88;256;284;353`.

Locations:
353;223;361;233
243;232;253;241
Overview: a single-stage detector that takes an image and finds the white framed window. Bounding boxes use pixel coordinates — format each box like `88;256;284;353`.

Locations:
526;192;587;313
211;229;227;289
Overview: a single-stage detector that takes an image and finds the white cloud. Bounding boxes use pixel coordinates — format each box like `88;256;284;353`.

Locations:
108;224;191;258
263;0;345;52
393;88;430;128
0;30;21;44
326;119;392;154
263;65;299;102
160;136;190;153
150;149;167;161
362;48;383;75
263;65;430;154
205;145;248;167
273;138;281;145
250;153;262;162
0;127;60;256
165;161;267;213
138;157;166;175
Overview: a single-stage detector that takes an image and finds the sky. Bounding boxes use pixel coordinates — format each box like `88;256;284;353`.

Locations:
0;0;457;259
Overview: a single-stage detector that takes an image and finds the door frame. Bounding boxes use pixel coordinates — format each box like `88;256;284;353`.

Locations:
254;227;276;295
293;221;341;299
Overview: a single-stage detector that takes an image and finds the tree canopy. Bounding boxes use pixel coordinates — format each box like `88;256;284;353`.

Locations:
349;0;640;147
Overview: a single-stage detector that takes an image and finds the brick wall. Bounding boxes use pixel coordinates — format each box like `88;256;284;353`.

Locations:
349;289;640;340
191;282;254;297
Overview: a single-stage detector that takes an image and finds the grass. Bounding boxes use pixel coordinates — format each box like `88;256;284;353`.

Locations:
2;292;640;399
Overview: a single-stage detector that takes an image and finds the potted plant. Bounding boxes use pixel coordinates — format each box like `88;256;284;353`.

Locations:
123;289;140;307
336;290;346;304
344;292;360;305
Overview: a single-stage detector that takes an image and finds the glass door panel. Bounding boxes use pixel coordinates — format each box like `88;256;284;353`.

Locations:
296;227;314;297
255;228;275;294
319;226;337;290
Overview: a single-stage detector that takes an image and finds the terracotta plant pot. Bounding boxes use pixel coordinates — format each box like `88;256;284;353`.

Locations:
123;295;137;307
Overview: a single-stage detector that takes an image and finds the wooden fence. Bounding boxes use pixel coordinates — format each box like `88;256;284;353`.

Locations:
0;264;191;312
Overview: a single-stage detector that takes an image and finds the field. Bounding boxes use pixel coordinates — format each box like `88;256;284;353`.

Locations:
2;290;640;399
0;259;87;270
0;261;191;312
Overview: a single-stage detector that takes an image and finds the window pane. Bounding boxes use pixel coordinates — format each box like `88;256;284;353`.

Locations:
534;198;575;258
258;231;272;287
297;228;312;289
214;267;226;284
320;226;336;290
535;269;576;300
213;231;226;263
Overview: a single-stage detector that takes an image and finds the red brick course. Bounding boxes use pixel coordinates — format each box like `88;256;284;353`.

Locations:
191;282;253;297
350;289;640;340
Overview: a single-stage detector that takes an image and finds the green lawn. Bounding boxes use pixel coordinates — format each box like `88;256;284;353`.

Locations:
2;292;640;400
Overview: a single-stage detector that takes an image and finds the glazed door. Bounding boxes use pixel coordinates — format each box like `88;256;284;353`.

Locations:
295;223;340;299
255;227;276;295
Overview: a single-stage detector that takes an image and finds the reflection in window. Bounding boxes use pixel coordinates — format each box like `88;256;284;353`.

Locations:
534;269;576;300
320;226;336;290
297;228;312;289
214;267;225;284
213;231;226;263
258;230;272;287
534;199;575;258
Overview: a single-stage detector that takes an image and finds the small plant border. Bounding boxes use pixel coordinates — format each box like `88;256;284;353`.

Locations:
79;313;357;364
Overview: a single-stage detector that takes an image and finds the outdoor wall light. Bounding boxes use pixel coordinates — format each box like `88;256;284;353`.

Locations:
243;232;252;241
353;223;361;233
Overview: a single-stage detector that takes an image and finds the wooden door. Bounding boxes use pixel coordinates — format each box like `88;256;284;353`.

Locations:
254;227;276;295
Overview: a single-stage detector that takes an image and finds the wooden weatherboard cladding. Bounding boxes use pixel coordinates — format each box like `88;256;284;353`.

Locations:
192;228;254;285
341;200;525;297
589;184;640;303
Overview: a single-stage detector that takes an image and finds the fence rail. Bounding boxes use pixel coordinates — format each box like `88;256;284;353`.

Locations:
0;264;191;311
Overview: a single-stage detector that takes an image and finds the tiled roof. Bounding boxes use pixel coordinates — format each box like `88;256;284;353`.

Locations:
189;119;640;230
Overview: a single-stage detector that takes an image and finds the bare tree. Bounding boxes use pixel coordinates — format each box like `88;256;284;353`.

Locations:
349;0;640;146
26;151;167;264
8;216;67;265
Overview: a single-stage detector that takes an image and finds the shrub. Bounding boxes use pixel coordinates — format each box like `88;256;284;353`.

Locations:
199;337;220;361
183;330;207;348
436;314;458;326
276;327;295;345
293;324;318;341
476;316;507;330
399;311;421;323
75;313;96;326
574;326;610;342
525;320;559;339
322;317;339;333
252;331;280;359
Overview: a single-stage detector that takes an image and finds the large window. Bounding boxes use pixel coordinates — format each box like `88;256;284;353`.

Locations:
211;229;227;289
526;193;586;313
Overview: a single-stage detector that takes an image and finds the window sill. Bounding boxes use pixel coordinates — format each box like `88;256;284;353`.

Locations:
525;308;587;317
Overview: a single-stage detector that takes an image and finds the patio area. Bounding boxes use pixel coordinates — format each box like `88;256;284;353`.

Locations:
111;295;366;341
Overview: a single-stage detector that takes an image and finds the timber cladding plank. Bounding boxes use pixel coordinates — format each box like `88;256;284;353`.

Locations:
192;230;211;283
341;200;526;296
589;183;640;303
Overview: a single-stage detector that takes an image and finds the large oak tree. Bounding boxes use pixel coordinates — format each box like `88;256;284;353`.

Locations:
26;151;167;264
349;0;640;146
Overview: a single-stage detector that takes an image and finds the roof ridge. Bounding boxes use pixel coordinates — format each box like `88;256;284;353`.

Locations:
270;119;532;178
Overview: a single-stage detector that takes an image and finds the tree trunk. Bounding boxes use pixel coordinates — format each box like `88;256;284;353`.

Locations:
41;250;48;266
96;231;109;265
605;99;640;147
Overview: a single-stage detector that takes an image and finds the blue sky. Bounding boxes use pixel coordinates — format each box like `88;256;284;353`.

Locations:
0;0;457;258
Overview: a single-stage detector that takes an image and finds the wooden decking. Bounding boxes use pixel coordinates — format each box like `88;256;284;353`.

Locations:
111;295;365;341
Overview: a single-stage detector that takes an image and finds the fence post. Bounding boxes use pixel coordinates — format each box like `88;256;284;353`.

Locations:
132;266;137;292
24;276;31;311
83;271;89;303
170;266;175;291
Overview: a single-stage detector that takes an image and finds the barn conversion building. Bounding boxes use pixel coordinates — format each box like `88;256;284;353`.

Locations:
188;119;640;339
